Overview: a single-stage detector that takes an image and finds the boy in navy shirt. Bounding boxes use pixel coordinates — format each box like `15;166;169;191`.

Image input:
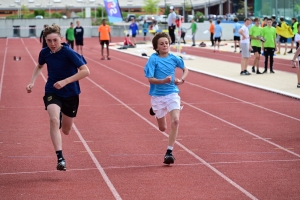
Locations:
26;24;90;171
144;32;189;165
74;20;84;55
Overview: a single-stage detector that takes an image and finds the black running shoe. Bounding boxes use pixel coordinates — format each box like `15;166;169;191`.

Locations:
270;70;275;73
149;107;155;116
256;70;263;74
59;112;62;129
297;84;300;88
252;67;255;73
163;153;175;165
57;159;66;171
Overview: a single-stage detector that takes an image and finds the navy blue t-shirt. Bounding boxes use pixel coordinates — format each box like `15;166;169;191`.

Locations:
74;26;84;40
38;43;87;98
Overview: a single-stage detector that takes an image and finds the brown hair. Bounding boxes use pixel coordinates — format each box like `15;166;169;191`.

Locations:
253;17;259;22
152;32;171;53
43;24;61;38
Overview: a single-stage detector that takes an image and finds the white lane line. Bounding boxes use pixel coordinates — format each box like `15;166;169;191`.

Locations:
0;46;7;101
22;38;122;200
103;50;300;122
86;76;258;200
2;158;300;176
85;55;300;160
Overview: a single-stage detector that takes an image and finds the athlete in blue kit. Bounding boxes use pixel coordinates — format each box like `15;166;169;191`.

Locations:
144;32;188;165
26;24;90;171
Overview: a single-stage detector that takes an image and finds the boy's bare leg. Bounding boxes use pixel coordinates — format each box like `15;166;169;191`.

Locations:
47;104;62;151
61;113;73;135
168;109;180;147
156;116;167;132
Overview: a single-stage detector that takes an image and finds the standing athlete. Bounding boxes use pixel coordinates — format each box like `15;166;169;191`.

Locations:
98;19;112;60
74;20;84;55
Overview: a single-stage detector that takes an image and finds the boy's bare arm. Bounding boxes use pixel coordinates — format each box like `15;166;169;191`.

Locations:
148;76;172;84
26;64;44;93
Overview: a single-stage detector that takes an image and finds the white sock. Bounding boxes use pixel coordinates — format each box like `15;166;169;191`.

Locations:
167;146;173;150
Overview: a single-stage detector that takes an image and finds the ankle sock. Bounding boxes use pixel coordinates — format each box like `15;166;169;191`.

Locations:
166;149;173;155
56;150;64;161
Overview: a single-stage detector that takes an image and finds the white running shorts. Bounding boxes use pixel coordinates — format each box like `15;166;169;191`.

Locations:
151;93;181;119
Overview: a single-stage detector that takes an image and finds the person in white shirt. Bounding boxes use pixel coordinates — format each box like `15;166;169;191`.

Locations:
238;18;252;75
167;6;176;44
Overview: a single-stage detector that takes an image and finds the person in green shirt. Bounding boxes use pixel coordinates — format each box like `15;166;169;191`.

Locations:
288;18;298;54
249;18;263;74
65;22;75;49
262;18;277;73
188;19;197;46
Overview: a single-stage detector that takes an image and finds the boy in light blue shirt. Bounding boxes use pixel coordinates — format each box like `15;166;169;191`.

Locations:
233;18;242;52
144;32;189;165
214;20;222;51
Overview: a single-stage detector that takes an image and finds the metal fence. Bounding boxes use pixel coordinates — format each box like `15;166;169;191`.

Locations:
254;0;300;20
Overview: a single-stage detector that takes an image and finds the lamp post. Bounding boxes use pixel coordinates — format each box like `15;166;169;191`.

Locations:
48;2;52;18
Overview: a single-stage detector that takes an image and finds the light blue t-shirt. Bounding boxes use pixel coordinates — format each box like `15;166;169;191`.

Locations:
233;22;241;36
144;53;185;96
214;24;222;37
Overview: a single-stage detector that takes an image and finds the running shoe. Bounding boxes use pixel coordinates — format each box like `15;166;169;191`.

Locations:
149;107;155;116
297;83;300;88
252;66;255;73
57;159;66;171
163;153;175;165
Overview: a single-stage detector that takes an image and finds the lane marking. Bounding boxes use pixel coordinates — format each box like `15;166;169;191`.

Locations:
2;159;300;176
23;38;122;200
0;46;8;101
86;77;258;200
85;55;300;159
103;50;300;122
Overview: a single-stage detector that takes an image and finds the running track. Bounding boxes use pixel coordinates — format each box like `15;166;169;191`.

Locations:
0;37;300;199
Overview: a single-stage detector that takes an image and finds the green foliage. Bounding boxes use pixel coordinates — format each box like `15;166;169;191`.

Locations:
261;1;271;16
52;12;62;18
195;11;204;22
6;15;18;19
34;10;45;17
182;0;192;12
142;0;160;14
164;4;170;15
97;7;107;18
236;0;252;20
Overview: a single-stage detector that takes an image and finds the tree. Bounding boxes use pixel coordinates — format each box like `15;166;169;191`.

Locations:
236;0;252;14
182;0;192;13
164;4;170;15
34;10;45;17
142;0;160;14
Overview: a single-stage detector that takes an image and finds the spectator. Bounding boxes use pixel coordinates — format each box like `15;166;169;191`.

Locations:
98;19;112;60
65;22;75;49
233;18;242;53
288;18;298;54
74;20;84;55
239;18;252;75
142;20;149;41
40;24;48;48
209;20;215;46
188;18;197;46
129;19;139;45
167;6;176;44
213;20;222;52
262;18;277;73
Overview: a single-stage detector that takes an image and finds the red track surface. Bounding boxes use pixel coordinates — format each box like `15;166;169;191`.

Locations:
0;37;300;199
